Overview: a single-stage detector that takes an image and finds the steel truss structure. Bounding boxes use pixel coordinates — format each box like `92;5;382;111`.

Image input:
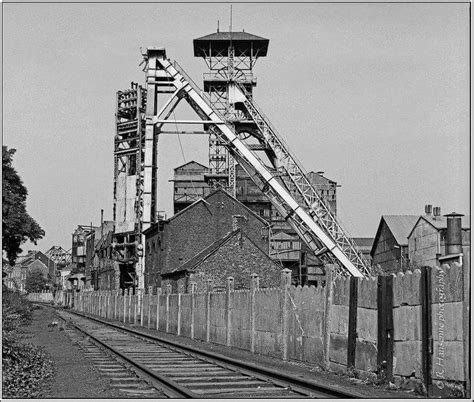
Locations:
141;47;373;278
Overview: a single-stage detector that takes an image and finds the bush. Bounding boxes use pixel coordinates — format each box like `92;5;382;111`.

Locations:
2;287;54;398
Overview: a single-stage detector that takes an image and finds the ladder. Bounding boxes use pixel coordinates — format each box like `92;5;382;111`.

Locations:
146;50;372;277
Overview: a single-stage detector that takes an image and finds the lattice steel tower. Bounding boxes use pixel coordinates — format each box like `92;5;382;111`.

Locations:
193;30;269;193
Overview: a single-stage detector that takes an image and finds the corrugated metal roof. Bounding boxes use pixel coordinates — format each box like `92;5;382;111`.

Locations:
382;215;420;246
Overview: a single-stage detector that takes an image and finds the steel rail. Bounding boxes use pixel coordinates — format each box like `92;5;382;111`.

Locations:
66;308;358;399
59;311;198;398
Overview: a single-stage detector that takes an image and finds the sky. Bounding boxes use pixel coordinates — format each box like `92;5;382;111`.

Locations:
3;2;470;253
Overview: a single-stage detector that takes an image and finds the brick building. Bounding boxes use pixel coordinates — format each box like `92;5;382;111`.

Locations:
4;251;56;292
170;162;339;284
370;215;419;273
162;228;282;293
143;188;270;289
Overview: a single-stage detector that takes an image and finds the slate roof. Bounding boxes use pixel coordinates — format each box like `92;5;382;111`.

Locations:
381;215;420;245
165;230;239;275
165;228;280;277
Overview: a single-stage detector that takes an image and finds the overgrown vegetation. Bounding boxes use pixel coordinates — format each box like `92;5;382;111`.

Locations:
2;287;54;398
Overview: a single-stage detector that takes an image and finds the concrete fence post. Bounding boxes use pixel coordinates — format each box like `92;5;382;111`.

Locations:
250;273;260;353
166;284;172;333
323;265;335;369
156;288;162;330
190;282;197;339
133;289;138;324
137;287;143;320
177;291;182;336
147;286;153;328
123;289;128;323
226;277;234;346
113;291;118;320
280;268;292;361
206;279;213;343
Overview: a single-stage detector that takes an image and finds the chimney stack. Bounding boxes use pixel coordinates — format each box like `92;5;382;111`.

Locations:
232;215;247;232
425;204;432;216
444;212;463;255
433;206;441;218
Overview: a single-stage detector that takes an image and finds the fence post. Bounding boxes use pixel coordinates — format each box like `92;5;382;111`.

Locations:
420;266;432;395
280;268;291;361
177;291;182;336
114;290;118;320
166;284;172;333
133;288;138;324
147;286;153;328
156;288;162;330
347;276;359;369
323;265;335;369
206;279;213;343
377;274;394;383
225;277;234;346
123;289;128;323
250;273;259;353
190;282;196;339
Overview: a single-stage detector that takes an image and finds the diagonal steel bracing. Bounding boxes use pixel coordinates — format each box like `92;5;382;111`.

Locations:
141;47;372;278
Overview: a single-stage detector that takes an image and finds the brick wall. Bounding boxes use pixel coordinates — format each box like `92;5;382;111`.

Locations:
145;189;270;287
188;231;281;292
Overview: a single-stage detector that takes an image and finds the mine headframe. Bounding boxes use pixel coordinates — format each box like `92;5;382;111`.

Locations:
141;47;373;278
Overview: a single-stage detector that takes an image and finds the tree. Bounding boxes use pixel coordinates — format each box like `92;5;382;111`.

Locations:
2;146;45;265
24;269;47;293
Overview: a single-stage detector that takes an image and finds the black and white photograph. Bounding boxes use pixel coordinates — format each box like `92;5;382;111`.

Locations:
2;1;470;400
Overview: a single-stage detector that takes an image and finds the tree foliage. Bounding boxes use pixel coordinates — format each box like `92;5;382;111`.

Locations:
2;146;45;265
25;269;48;293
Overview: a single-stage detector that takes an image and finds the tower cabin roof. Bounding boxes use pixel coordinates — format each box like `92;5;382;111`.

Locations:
193;31;269;58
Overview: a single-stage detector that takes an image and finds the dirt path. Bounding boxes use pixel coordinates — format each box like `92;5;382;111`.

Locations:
19;305;120;399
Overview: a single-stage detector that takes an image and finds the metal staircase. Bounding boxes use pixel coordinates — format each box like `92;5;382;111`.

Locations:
144;49;372;277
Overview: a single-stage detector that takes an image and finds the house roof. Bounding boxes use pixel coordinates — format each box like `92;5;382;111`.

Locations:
407;215;471;239
165;228;281;277
370;215;419;256
168;187;268;226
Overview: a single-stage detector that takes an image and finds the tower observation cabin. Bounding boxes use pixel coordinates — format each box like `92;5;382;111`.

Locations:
193;30;269;190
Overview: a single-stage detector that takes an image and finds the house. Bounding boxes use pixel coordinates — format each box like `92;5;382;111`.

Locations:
143;188;270;289
4;251;56;292
162;228;283;293
408;212;470;268
93;226;118;290
370;215;419;273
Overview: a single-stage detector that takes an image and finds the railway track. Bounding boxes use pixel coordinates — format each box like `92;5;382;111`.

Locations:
53;308;355;398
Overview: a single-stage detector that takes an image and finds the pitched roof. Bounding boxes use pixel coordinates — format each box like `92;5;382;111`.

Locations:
382;215;420;245
165;228;280;276
166;230;238;275
370;215;419;256
173;160;208;171
167;187;268;226
407;215;471;239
